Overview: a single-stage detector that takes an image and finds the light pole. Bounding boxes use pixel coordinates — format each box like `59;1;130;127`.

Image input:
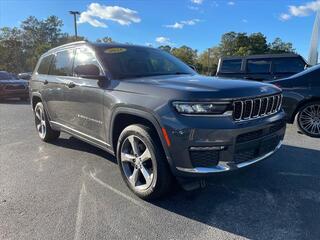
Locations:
207;48;211;76
69;11;80;39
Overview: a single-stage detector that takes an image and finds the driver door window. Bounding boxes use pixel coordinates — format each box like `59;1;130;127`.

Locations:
73;48;102;77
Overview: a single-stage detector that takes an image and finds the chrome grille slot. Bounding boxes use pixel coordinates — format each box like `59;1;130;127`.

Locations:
260;98;268;115
271;95;279;113
233;94;282;121
266;96;274;114
243;100;253;119
252;99;261;117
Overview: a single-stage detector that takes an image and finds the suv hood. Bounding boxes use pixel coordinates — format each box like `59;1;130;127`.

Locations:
118;74;281;100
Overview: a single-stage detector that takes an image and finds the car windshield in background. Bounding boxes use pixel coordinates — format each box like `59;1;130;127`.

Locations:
0;72;18;80
291;64;320;78
98;46;195;80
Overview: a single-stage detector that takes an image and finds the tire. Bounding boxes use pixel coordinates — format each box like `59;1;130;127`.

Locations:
34;102;60;142
116;124;173;200
297;101;320;138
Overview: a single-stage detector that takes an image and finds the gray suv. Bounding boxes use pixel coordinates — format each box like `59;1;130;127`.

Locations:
30;41;286;199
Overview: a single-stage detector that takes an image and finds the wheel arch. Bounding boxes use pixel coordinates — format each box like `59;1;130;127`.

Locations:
31;93;43;110
109;107;173;168
290;97;320;123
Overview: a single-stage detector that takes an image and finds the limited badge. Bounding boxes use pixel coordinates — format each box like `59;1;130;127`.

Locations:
104;48;127;54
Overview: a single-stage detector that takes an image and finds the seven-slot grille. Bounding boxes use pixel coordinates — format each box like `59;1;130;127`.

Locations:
233;94;282;121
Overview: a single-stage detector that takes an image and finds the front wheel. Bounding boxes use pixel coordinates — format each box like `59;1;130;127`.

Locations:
297;101;320;138
34;102;60;142
116;124;173;200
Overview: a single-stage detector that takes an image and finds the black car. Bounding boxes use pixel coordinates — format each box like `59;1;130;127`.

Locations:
0;71;29;101
216;54;308;81
18;72;32;81
272;65;320;138
29;41;286;199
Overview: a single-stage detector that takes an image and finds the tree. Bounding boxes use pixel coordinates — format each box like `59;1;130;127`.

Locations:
158;45;172;53
269;38;295;54
171;45;197;65
219;32;268;56
197;47;221;75
0;27;25;73
0;15;85;73
96;37;114;43
248;33;268;55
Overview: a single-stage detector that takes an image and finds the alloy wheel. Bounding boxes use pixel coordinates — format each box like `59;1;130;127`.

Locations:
299;104;320;136
120;135;154;191
35;105;46;139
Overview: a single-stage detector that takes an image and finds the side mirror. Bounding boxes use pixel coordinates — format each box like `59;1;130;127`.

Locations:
74;64;104;80
189;65;197;72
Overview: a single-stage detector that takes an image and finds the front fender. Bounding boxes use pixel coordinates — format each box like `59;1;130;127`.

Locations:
109;106;174;170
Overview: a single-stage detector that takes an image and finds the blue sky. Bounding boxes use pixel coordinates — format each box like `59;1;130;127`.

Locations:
1;0;319;58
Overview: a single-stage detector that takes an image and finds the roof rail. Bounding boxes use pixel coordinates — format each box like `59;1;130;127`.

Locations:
47;40;89;53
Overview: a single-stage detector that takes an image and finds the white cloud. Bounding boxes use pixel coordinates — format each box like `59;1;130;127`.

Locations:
191;0;204;4
188;5;199;10
228;1;235;6
280;0;320;21
165;22;184;29
289;0;320;16
78;3;141;28
242;19;248;23
164;19;200;29
279;13;291;21
155;36;173;45
181;19;200;25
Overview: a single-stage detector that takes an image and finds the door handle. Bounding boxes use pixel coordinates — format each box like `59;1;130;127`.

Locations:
43;80;48;85
66;81;76;88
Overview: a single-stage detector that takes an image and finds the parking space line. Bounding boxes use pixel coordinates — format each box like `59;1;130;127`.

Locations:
89;171;146;208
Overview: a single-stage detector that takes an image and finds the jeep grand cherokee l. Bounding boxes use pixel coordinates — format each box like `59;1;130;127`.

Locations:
29;41;286;199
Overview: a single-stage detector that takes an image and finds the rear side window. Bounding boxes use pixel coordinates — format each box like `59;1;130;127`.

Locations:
37;55;53;74
220;59;242;72
247;59;271;73
49;49;74;76
273;58;305;73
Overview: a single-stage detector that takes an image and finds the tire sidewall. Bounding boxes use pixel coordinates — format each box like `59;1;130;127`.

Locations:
297;101;320;138
34;102;46;140
116;126;160;198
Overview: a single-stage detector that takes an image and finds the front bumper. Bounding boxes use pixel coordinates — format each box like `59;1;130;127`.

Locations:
162;110;286;177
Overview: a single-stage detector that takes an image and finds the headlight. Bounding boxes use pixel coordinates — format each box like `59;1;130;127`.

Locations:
172;102;230;115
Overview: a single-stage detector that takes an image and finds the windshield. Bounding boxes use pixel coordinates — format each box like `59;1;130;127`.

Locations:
98;46;196;80
0;72;18;80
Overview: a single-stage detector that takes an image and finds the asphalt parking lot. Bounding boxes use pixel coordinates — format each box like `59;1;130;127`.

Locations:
1;100;320;240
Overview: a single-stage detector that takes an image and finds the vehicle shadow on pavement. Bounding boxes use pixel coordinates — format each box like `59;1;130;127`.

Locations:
153;144;320;240
50;136;117;164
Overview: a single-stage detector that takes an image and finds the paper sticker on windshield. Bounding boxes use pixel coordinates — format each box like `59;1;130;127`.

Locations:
104;48;127;54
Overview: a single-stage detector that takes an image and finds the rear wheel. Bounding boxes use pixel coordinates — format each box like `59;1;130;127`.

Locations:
297;101;320;138
116;124;173;200
34;102;60;142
